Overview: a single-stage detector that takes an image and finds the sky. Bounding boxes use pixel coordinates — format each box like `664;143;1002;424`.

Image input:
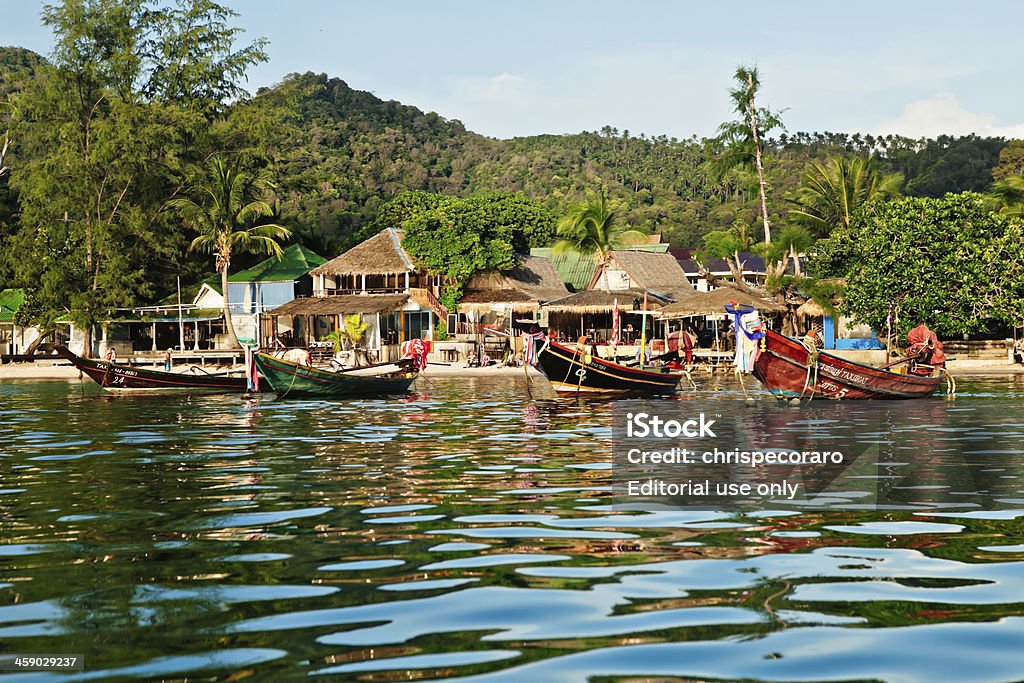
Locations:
3;0;1024;141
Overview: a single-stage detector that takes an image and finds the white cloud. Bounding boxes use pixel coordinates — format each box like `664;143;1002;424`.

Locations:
873;93;1024;139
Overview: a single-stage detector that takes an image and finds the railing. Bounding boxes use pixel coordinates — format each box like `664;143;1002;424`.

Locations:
423;287;449;320
313;288;407;297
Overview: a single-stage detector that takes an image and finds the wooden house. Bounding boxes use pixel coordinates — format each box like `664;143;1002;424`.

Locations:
265;228;447;361
541;250;695;347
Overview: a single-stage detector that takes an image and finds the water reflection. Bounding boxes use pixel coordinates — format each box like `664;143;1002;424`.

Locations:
0;375;1023;681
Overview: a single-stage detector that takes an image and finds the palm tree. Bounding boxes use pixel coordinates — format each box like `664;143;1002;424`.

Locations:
714;66;784;244
552;189;648;288
791;155;902;236
991;174;1024;217
165;157;291;349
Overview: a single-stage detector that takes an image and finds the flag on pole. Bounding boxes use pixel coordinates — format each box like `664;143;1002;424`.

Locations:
610;299;619;345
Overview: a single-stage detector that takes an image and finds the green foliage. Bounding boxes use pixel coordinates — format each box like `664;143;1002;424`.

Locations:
813;193;1024;336
552;188;648;263
791;155;903;236
401;197;516;284
992;140;1024;182
321;329;344;353
991;175;1024;217
373;190;554;291
433;319;449;342
165;156;290;347
438;285;462;312
713;65;784;243
5;1;267;353
341;313;369;348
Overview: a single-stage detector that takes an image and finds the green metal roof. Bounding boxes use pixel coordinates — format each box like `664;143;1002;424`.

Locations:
0;288;25;323
229;244;327;283
530;244;669;291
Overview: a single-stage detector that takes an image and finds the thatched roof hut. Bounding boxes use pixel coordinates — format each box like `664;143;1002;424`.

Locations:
460;255;569;314
310;228;416;277
796;299;828;318
656;287;785;319
593;251;694;299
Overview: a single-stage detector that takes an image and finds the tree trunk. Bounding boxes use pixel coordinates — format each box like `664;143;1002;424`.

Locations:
698;265;769;299
221;266;241;349
82;324;93;358
746;72;772;244
24;328;55;356
790;244;802;277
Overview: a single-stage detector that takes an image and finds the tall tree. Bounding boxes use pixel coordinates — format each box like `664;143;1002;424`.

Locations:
165;156;290;348
813;193;1024;336
714;66;783;244
552;188;648;288
9;0;267;355
791;155;903;237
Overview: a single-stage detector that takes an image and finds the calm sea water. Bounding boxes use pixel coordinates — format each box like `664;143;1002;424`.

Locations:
3;374;1024;682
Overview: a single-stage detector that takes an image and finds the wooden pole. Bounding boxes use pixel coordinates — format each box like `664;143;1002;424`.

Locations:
639;291;648;369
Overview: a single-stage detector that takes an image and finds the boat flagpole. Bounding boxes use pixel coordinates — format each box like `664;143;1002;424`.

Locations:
639;291;648;369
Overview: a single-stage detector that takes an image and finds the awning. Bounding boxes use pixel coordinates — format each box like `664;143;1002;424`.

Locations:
269;294;410;316
656;288;785;319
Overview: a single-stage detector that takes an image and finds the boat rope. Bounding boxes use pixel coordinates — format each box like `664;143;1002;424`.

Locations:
561;344;583;387
736;367;751;400
798;341;820;402
278;359;301;399
101;359;113;389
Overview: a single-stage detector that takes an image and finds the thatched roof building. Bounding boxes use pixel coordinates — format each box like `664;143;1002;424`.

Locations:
796;299;827;318
530;244;671;291
591;251;694;299
656;287;785;319
310;228;416;277
460;255;569;313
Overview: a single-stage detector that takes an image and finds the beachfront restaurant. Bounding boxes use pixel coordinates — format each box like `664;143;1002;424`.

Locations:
262;293;415;362
541;289;673;355
257;228;446;360
455;254;570;358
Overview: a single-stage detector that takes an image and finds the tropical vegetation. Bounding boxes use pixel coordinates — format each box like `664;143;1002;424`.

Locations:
165;157;291;348
1;1;1023;347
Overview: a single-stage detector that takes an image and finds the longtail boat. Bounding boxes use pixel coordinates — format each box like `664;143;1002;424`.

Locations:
55;345;264;392
253;352;418;398
533;338;683;395
752;329;945;399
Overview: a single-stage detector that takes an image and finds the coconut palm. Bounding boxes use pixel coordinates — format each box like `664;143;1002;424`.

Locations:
714;66;784;244
165;157;291;349
552;189;648;287
991;174;1024;217
791;155;902;236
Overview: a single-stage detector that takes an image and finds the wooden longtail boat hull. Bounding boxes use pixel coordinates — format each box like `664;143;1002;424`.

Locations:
254;353;418;398
535;339;682;395
752;330;943;400
55;345;263;392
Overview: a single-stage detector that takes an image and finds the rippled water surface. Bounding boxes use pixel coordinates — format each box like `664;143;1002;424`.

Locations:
3;375;1024;682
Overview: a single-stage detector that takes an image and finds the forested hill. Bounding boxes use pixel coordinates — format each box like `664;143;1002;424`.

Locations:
1;53;1014;254
250;71;1011;251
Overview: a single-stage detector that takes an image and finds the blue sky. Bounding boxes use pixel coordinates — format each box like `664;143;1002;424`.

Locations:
3;0;1023;140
